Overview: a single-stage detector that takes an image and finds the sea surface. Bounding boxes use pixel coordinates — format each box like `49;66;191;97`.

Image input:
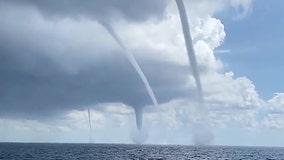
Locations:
0;143;284;160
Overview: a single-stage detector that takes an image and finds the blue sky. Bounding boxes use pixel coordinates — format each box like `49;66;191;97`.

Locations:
214;0;284;146
217;0;284;100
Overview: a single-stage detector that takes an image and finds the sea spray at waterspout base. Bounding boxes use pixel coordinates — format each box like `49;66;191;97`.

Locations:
98;21;158;133
175;0;213;145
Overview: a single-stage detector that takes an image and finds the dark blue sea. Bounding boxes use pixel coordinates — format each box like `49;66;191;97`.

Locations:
0;143;284;160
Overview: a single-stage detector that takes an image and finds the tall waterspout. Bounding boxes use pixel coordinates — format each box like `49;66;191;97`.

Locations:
175;0;213;145
99;21;158;132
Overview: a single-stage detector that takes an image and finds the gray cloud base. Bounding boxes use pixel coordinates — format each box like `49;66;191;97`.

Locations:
0;0;198;119
5;0;170;22
0;50;192;118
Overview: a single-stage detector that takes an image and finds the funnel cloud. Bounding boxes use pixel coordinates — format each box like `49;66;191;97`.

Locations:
87;108;94;143
175;0;203;103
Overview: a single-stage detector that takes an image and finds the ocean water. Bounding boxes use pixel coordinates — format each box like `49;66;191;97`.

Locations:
0;143;284;160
